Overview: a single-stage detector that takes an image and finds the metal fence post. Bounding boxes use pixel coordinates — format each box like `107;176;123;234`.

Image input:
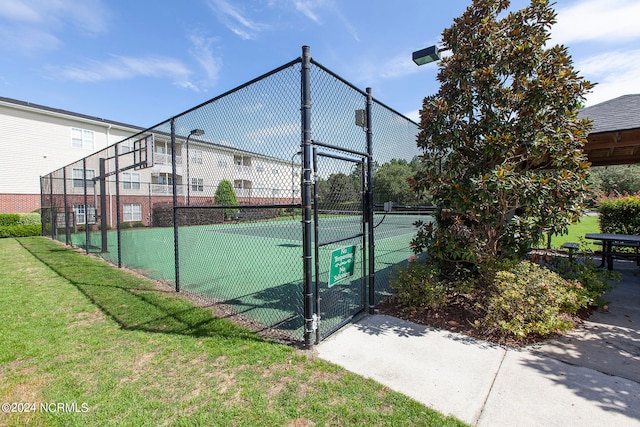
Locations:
83;158;89;253
99;158;108;253
171;118;181;292
49;174;55;240
39;176;45;236
114;143;122;268
301;45;314;348
63;168;69;245
366;87;375;314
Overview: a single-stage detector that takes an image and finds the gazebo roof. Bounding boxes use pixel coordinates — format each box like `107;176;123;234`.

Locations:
578;94;640;166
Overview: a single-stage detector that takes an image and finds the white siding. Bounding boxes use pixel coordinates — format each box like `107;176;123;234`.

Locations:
0;101;139;194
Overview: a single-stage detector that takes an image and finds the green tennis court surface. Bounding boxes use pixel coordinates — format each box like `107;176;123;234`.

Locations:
69;212;433;339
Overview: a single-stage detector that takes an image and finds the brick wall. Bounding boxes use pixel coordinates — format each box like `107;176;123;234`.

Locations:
0;194;41;213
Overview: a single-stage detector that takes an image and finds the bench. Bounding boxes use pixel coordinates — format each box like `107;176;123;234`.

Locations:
561;242;579;263
585;233;640;270
592;241;640;266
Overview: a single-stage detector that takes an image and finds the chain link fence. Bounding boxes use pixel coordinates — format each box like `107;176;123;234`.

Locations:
41;47;431;346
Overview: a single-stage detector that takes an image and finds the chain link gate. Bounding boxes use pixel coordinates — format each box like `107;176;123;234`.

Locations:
311;145;368;342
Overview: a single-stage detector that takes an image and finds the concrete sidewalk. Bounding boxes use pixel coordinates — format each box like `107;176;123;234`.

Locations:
316;261;640;426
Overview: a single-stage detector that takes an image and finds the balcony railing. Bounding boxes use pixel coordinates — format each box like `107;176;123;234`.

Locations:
151;184;184;195
154;153;182;165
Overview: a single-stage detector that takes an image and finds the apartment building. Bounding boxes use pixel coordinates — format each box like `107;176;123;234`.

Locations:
57;130;301;227
0;96;142;213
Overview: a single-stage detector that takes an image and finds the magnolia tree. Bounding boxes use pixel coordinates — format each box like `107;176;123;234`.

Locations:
410;0;594;268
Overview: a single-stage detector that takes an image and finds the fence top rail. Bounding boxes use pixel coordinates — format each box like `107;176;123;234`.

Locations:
309;57;419;127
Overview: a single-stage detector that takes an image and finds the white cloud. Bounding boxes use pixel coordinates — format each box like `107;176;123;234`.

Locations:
206;0;269;40
0;25;61;53
577;49;640;106
553;0;640;45
290;0;359;41
0;0;109;54
293;0;323;23
0;0;42;22
50;55;197;90
379;54;421;80
188;32;222;87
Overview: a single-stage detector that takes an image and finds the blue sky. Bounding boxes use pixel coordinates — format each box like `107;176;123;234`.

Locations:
1;0;639;127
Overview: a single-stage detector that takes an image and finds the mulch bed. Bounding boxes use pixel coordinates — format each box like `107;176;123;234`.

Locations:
375;291;593;348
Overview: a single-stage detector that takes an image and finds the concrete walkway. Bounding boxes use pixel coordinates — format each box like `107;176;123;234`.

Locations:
316;261;640;426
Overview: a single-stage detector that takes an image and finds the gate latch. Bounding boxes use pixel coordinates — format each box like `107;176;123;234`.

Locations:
312;313;320;331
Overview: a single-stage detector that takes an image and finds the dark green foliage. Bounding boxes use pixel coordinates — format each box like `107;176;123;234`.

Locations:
317;172;360;210
391;261;448;310
411;0;594;269
0;224;42;238
214;179;239;219
598;195;640;235
120;222;131;229
373;158;428;205
546;253;617;307
0;214;21;226
591;165;640;196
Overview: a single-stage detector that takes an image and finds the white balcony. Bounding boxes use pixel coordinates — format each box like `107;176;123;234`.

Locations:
151;184;184;195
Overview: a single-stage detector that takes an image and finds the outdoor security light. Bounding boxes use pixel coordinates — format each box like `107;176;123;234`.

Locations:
412;45;441;66
190;128;205;136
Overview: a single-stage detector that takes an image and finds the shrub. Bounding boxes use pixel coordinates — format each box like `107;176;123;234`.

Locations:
391;260;448;310
132;221;145;228
0;214;20;227
598;195;640;235
484;261;589;338
0;224;42;238
120;222;131;229
546;251;618;307
214;180;239;219
18;213;41;225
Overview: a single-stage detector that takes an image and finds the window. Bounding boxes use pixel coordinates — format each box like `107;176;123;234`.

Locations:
71;128;94;150
233;180;252;189
74;204;96;225
72;168;95;188
191;178;204;192
217;160;228;168
272;169;279;175
190;150;203;165
123;204;142;222
233;155;251;166
121;172;141;190
120;140;133;153
156;175;173;186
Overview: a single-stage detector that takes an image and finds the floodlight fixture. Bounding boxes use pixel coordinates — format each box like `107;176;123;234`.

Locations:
412;45;441;66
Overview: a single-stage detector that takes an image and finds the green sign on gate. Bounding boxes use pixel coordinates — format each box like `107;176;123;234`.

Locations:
328;245;356;287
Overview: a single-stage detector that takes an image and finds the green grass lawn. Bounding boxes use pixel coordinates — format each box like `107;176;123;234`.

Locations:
546;215;601;250
0;237;466;427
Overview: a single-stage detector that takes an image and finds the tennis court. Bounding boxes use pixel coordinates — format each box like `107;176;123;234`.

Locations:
71;211;433;339
42;48;427;346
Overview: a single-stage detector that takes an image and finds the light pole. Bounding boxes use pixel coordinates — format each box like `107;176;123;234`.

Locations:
186;128;204;205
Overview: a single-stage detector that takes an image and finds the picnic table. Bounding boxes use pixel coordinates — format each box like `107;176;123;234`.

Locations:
584;233;640;270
